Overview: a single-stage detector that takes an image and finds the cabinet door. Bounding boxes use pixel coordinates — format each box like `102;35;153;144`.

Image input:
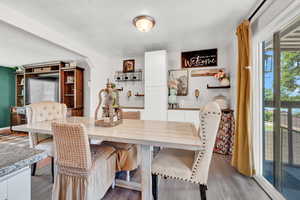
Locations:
185;111;199;128
139;110;144;120
144;86;167;121
144;50;167;87
7;168;31;200
167;110;185;122
0;181;7;200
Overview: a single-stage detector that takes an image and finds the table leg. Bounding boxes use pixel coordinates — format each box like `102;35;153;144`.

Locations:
141;144;152;200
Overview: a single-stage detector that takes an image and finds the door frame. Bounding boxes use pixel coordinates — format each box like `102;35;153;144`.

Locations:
252;1;300;199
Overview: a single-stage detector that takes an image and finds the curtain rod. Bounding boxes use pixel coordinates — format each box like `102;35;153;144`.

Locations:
248;0;267;21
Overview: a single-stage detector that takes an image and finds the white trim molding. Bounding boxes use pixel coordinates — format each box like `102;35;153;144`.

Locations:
252;0;300;176
251;0;300;198
0;127;10;131
253;175;286;200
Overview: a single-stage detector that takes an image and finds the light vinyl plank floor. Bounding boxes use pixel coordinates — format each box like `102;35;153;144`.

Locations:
31;154;270;200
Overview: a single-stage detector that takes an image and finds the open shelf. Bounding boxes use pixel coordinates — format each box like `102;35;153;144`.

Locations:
114;70;143;82
207;84;230;89
60;67;84;116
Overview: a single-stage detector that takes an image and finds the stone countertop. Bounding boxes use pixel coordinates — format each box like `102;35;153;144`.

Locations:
0;144;47;177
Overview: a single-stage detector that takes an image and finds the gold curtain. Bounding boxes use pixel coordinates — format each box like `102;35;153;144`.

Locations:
231;20;254;176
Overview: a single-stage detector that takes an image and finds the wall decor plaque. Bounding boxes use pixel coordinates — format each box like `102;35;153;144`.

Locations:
182;48;217;68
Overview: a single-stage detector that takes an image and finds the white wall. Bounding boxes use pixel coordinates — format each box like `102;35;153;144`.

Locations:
227;34;238;110
76;59;91;116
167;48;231;108
111;56;145;108
88;55;119;117
111;46;233;109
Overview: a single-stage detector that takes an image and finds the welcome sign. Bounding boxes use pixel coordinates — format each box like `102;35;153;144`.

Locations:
181;48;218;68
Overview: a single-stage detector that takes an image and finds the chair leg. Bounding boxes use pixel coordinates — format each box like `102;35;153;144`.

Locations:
199;184;207;200
31;163;37;176
112;179;116;189
126;171;130;182
51;157;54;183
152;174;158;200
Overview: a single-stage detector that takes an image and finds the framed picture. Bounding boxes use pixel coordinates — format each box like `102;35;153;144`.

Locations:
169;69;188;96
123;59;135;72
182;48;218;68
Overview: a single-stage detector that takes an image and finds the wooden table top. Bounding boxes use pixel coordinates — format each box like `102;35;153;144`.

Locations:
12;117;200;150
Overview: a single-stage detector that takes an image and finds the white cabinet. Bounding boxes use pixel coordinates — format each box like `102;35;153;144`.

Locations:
144;86;167;121
185;111;199;127
123;109;145;120
0;167;31;200
167;110;185;122
0;180;7;200
144;50;168;121
167;110;199;127
144;50;167;87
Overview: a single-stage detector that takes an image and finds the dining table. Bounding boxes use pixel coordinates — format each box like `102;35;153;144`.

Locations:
12;117;201;200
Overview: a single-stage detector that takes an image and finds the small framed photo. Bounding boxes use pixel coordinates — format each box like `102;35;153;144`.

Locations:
123;59;135;72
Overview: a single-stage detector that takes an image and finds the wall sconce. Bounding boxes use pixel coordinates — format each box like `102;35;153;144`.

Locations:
195;89;200;99
127;90;132;97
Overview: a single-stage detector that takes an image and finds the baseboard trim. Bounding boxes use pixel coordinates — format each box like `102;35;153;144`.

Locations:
0;127;10;131
253;175;286;200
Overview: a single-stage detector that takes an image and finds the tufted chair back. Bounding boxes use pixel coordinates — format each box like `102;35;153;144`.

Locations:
26;101;67;147
190;102;221;184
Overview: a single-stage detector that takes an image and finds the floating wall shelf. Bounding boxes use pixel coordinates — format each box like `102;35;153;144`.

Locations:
207;84;231;89
114;70;143;82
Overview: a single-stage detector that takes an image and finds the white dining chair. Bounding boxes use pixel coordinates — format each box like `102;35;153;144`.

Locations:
151;102;221;200
26;101;67;182
51;122;117;200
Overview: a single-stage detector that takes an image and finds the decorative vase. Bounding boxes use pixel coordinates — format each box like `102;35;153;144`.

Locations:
220;78;230;86
214;95;229;110
168;88;177;104
94;79;123;127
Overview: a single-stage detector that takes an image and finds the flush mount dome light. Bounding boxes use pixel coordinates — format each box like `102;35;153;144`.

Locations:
133;15;155;32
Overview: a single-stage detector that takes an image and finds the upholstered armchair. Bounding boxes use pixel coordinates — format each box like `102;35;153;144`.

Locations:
151;102;221;200
26;101;67;181
51;122;117;200
103;111;141;181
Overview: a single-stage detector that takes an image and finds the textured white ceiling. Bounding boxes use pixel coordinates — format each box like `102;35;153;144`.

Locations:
0;21;83;66
0;0;258;58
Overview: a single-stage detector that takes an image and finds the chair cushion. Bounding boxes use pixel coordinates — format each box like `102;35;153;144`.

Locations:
102;141;133;150
152;148;194;181
35;139;54;157
90;144;116;162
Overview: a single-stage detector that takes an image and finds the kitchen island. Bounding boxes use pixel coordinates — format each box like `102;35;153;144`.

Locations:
0;143;46;200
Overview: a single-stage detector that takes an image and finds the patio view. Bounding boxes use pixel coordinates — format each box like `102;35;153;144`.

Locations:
263;32;300;199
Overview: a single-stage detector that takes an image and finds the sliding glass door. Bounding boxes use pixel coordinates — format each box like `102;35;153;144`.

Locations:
262;19;300;200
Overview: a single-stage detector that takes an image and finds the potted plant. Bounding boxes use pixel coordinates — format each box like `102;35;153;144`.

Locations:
214;70;230;86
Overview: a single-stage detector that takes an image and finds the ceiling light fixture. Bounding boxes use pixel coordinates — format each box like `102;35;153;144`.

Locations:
133;15;155;32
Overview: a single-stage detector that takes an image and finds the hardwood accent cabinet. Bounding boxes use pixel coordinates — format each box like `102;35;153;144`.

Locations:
60;67;84;116
12;62;85;129
16;74;25;107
